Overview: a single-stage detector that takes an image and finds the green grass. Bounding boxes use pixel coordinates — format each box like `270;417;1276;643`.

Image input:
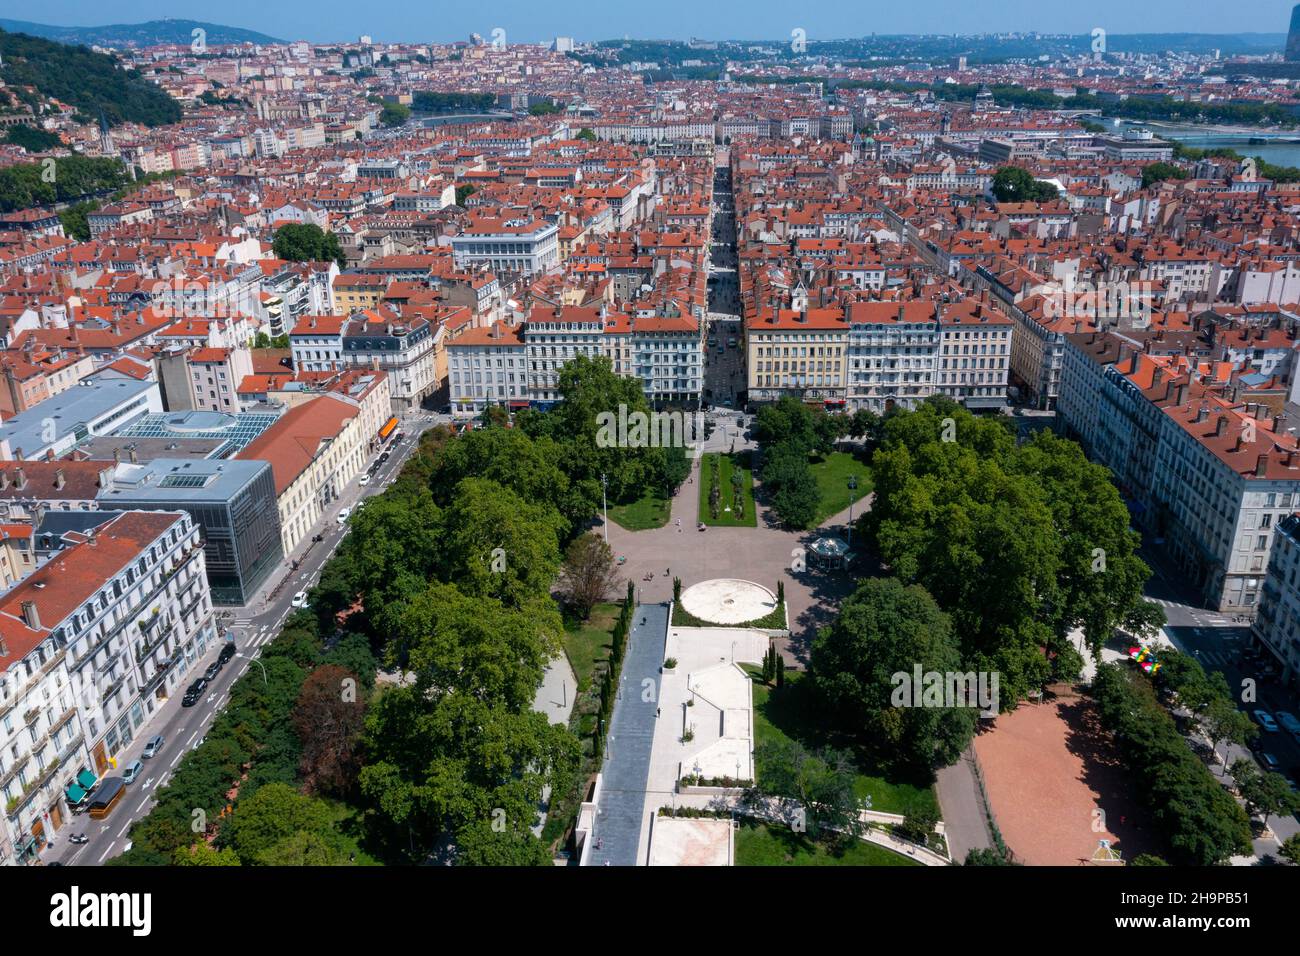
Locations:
807;450;871;526
698;452;757;527
321;798;383;865
561;603;619;692
735;820;920;866
746;667;938;818
608;491;671;530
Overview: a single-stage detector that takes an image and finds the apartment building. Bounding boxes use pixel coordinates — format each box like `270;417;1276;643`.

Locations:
525;303;608;403
187;347;255;414
451;217;560;276
746;305;848;406
236;393;368;557
1059;332;1300;612
1253;513;1300;691
290;314;348;373
447;321;528;415
0;510;215;865
341;310;440;411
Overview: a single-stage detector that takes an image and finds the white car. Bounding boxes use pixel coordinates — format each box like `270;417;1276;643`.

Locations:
359;474;371;486
291;591;309;609
337;506;352;524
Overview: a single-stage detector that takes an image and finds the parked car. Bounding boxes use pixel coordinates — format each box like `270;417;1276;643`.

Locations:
1261;752;1281;771
217;643;236;666
121;760;144;785
204;661;221;682
379;451;390;464
1274;710;1300;739
359;474;371;487
1254;710;1280;732
142;735;164;759
337;506;352;524
291;590;309;609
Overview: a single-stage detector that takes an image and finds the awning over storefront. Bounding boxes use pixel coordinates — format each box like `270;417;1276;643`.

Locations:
508;400;529;409
65;783;87;804
378;416;399;440
77;768;98;790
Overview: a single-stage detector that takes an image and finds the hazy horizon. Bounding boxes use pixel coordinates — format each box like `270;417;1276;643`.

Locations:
10;1;1300;45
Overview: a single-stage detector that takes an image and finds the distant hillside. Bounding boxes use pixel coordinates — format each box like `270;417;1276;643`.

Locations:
0;28;183;127
0;18;282;47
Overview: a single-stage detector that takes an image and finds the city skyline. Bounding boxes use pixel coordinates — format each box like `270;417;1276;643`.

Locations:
13;1;1300;44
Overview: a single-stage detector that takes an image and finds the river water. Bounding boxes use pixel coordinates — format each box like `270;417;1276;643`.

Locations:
1110;118;1300;168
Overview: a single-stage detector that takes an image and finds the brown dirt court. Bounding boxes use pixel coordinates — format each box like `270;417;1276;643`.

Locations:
972;686;1161;865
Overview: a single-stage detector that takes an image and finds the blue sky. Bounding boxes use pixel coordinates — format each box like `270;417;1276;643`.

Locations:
15;1;1300;44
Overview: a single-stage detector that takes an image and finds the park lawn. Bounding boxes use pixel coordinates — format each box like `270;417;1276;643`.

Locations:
746;667;938;819
562;603;619;692
608;491;671;530
697;452;757;527
807;450;871;526
321;798;384;865
735;820;920;866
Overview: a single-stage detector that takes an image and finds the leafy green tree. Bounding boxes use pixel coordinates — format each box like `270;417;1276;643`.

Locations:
1202;697;1256;775
225;782;345;865
455;184;476;206
272;222;346;268
811;577;976;771
1093;664;1252;865
1281;833;1300;866
1141;161;1189;189
991;166;1059;203
761;442;820;530
1232;759;1300;830
393;582;560;710
964;847;1017;865
576;127;597;141
1128;853;1170;866
454;818;553;866
379;101;412;126
438;477;563;609
172;843;241;866
742;740;866;848
359;690;579;863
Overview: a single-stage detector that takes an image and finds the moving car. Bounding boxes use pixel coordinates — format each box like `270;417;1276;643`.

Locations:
291;590;309;609
337;506;352;524
142;735;165;759
1275;710;1300;740
181;678;207;707
121;760;144;785
1254;710;1279;732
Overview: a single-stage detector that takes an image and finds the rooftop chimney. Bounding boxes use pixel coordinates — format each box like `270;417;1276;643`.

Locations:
20;600;40;631
1215;415;1229;437
14;467;26;490
54;469;64;491
1256;453;1270;478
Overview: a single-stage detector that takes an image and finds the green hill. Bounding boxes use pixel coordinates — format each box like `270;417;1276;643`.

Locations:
0;18;282;47
0;28;183;127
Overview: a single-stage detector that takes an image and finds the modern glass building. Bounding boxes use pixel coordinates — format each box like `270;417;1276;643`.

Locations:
97;458;284;605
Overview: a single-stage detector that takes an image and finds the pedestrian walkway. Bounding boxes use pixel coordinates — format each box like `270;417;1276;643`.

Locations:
586;604;668;866
935;746;993;863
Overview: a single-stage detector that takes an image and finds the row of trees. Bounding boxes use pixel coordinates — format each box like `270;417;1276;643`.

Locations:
753;396;861;530
110;612;378;866
862;399;1164;705
1092;663;1253;865
0;155;132;213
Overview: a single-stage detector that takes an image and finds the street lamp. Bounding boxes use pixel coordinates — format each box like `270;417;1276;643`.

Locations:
237;653;268;687
600;473;609;544
847;474;859;551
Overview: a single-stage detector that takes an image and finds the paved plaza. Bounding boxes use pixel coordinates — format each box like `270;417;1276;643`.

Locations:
606;454;861;664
